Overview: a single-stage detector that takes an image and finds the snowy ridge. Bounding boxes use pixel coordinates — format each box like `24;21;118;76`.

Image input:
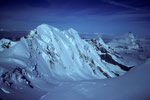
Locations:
0;38;16;51
0;26;150;100
0;24;131;89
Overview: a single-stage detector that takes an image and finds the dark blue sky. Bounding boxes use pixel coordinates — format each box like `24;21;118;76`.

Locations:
0;0;150;34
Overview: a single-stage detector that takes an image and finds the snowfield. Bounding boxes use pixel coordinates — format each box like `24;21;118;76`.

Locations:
0;24;150;100
40;58;150;100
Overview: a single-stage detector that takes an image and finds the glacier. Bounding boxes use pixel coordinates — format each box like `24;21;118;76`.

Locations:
0;24;150;100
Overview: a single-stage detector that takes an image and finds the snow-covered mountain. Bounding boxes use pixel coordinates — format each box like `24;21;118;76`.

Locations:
107;32;140;50
0;24;131;89
0;24;150;100
107;32;150;66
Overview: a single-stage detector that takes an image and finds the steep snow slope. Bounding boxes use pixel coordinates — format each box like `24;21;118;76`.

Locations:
0;24;130;80
0;24;133;99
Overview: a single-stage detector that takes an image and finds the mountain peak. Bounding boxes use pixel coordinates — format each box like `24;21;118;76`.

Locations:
68;28;78;33
37;24;60;33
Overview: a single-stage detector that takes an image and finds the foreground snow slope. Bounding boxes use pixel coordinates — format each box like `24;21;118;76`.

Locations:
1;58;150;100
40;58;150;100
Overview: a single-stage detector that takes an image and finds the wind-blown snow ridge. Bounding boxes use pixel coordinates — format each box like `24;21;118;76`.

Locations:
0;24;131;87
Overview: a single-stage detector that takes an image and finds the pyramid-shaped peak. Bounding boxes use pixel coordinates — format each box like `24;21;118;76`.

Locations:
127;32;135;39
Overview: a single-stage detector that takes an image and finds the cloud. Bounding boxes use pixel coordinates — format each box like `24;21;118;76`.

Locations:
102;0;143;11
0;0;150;34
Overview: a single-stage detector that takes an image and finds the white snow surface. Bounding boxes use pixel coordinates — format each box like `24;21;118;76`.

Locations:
40;58;150;100
0;24;126;81
0;38;16;51
1;24;150;100
1;57;150;100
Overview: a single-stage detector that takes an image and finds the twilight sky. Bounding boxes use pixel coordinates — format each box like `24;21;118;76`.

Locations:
0;0;150;34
